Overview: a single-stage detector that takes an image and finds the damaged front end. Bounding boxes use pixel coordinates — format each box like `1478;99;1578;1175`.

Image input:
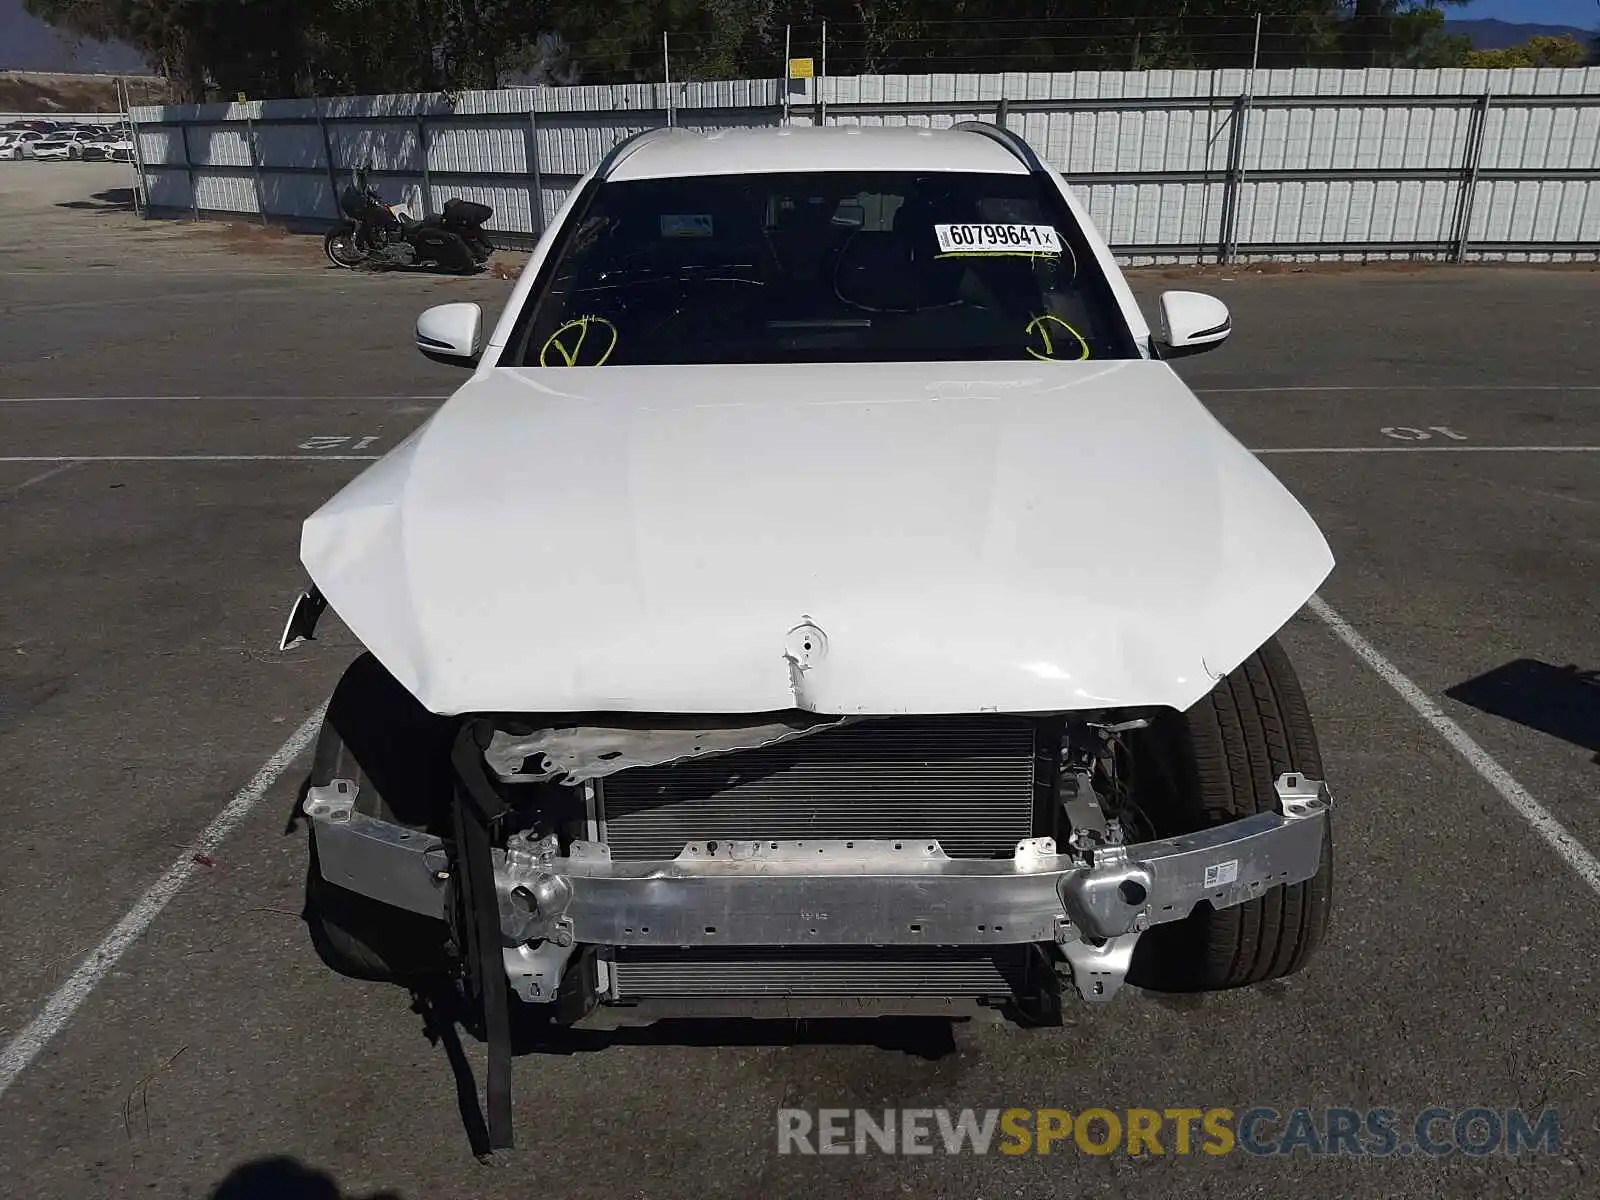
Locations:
304;709;1331;1017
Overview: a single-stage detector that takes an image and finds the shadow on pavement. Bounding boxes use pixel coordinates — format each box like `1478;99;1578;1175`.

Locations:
55;187;135;211
209;1156;403;1199
1446;658;1600;765
408;981;961;1159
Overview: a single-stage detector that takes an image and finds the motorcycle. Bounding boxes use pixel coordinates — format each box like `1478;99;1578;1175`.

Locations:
324;165;494;273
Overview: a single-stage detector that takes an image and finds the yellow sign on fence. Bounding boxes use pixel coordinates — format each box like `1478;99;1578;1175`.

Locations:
789;57;814;79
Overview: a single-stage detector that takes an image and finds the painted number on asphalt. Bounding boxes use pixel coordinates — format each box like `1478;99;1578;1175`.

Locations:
300;435;380;450
1381;426;1467;442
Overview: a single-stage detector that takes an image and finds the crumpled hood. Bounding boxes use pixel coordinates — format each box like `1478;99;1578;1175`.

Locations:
301;360;1333;716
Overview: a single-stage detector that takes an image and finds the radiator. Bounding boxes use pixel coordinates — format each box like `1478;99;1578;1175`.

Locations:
596;715;1041;1000
596;715;1039;861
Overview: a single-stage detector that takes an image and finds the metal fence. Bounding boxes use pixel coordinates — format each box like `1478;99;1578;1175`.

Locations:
127;66;1600;263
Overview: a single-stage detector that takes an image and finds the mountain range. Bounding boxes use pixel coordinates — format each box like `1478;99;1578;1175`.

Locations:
1445;18;1594;50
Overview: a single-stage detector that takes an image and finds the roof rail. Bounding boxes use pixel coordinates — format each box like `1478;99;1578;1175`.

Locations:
596;125;690;180
951;120;1044;173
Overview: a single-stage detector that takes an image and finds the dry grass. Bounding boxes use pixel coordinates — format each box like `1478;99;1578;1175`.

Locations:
0;71;169;114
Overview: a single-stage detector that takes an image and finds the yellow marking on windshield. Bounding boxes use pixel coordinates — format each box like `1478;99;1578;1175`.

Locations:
1025;314;1090;362
540;316;619;367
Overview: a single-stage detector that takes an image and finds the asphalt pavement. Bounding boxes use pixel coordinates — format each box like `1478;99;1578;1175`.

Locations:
1;161;1598;1199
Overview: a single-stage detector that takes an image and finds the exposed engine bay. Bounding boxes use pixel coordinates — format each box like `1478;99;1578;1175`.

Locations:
306;707;1329;1023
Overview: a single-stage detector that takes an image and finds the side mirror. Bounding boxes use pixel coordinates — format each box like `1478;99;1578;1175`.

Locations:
416;302;483;367
1156;290;1232;358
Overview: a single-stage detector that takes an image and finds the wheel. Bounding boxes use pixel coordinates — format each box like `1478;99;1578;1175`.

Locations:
323;225;366;268
304;841;451;983
69;145;81;160
301;653;458;983
1126;635;1333;992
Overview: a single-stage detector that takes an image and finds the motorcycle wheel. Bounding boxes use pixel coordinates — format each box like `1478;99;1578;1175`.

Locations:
324;226;367;269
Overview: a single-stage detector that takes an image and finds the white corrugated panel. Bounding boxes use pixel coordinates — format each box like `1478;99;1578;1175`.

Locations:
193;171;258;213
254;123;325;170
136;128;184;166
144;170;191;210
1471;179;1600;243
329;123;422;172
186;126;252;168
428;121;530;174
260;172;338;220
538;117;654;177
1479;103;1600;171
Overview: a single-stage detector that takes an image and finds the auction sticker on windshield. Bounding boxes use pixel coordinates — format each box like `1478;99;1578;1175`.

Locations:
935;223;1061;253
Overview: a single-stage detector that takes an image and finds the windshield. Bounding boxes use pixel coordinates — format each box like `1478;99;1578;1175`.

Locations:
508;170;1140;367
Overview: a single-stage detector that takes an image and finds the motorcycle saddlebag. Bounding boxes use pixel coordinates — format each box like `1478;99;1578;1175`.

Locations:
411;227;476;272
441;198;493;227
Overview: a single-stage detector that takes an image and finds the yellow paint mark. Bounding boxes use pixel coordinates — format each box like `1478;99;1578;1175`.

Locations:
1024;313;1089;362
540;316;619;367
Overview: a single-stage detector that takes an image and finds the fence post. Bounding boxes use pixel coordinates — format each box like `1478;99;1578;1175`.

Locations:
313;95;340;219
1452;91;1492;264
417;116;434;217
526;105;545;239
127;108;150;219
244;108;267;225
996;96;1009;129
820;21;828;126
179;121;198;220
1217;93;1249;263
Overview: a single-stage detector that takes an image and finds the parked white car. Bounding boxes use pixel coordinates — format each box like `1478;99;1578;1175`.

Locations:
29;129;99;161
284;124;1335;1150
0;129;46;160
82;130;135;162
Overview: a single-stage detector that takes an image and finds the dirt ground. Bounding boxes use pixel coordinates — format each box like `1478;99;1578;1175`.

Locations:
0;70;167;114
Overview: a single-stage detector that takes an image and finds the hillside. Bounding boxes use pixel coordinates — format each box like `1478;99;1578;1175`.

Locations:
1444;18;1594;51
0;71;168;112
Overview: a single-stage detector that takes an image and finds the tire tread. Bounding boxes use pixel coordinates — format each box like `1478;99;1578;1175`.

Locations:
1128;635;1333;993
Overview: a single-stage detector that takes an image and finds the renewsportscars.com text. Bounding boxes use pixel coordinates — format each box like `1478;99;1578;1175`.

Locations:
776;1106;1561;1158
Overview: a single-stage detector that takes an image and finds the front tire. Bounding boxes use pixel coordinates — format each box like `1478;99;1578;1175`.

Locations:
1127;635;1333;992
301;654;457;983
323;224;367;268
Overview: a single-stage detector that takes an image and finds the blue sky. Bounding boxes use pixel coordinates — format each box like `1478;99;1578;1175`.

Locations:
1451;0;1598;25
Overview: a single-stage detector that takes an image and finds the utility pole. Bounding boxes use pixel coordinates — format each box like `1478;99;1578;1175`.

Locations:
820;21;828;125
663;32;674;127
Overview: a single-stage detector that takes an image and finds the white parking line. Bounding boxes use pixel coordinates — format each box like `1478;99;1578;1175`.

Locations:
1309;595;1600;895
0;396;446;404
0;704;328;1101
1197;384;1600;393
0;455;383;463
4;447;1600;465
1256;446;1600;454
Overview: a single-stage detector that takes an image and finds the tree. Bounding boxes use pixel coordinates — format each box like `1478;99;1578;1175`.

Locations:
1466;34;1590;69
23;0;1531;99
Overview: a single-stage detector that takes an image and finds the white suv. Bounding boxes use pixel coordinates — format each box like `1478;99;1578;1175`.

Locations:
0;129;46;160
287;123;1334;1150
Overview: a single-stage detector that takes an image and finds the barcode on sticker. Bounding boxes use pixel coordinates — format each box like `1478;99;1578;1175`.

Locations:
1204;859;1240;889
935;223;1061;254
